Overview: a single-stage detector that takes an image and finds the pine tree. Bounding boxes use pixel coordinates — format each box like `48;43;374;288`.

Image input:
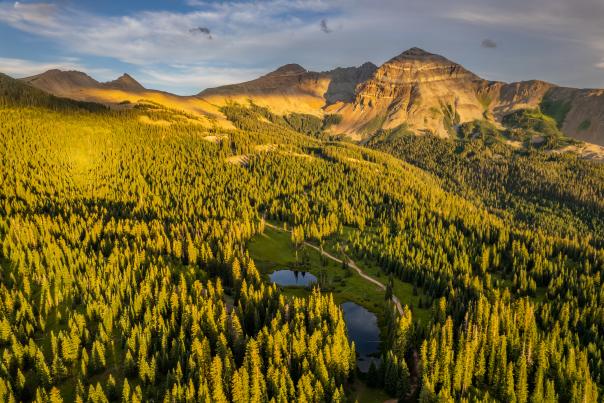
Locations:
121;378;131;403
505;364;517;403
49;387;63;403
516;358;528;403
210;356;228;403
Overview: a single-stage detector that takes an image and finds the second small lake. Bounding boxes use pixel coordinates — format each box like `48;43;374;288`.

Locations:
269;270;318;287
341;301;381;372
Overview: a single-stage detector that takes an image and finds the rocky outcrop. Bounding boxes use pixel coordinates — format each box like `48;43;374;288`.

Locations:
546;87;604;146
329;48;488;138
324;62;377;105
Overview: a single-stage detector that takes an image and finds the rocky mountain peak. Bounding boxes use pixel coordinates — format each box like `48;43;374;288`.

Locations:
399;47;434;57
267;64;307;77
103;73;145;91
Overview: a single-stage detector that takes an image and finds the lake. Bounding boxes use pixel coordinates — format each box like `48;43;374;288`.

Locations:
341;301;381;372
269;269;318;286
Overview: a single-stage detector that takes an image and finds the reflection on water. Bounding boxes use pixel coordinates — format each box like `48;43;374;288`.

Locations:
269;270;318;286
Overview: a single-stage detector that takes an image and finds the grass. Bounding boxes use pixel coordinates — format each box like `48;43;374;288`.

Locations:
249;224;433;325
322;226;433;324
248;226;387;314
356;258;432;325
540;98;572;128
347;379;392;403
248;223;435;401
248;227;295;267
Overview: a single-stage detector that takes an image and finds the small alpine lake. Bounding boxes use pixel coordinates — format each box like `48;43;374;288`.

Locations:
269;269;318;287
341;301;381;372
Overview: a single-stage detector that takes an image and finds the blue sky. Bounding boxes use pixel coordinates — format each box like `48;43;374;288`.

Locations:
1;0;603;94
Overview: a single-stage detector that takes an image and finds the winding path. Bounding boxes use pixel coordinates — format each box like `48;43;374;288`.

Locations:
264;222;404;315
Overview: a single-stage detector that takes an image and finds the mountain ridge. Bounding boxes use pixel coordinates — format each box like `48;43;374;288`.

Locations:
21;70;147;96
12;47;604;146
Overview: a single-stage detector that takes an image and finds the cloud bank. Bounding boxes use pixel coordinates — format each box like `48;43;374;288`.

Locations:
1;0;603;92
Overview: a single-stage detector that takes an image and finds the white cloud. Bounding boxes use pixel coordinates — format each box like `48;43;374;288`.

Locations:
0;1;341;66
138;64;267;93
0;57;117;80
1;0;604;91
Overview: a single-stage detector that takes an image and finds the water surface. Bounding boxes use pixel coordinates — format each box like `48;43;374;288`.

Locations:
269;269;317;286
341;301;381;372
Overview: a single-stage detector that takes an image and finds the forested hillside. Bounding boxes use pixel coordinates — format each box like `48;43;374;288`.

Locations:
0;76;602;402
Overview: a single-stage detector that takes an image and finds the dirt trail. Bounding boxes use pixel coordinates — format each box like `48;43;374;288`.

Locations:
264;222;404;316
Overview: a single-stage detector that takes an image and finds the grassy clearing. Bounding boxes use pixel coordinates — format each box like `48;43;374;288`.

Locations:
347;379;392;403
248;225;433;325
322;226;433;325
355;258;432;325
248;227;399;402
248;226;387;314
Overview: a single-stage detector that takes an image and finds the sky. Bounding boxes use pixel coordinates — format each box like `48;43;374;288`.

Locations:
0;0;603;95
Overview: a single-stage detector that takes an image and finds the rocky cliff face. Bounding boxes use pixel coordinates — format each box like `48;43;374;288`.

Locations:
329;48;488;138
356;48;480;103
328;49;604;144
545;87;604;146
324;62;377;105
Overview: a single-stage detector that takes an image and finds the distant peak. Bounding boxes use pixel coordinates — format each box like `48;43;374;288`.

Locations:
24;69;98;86
39;69;89;77
103;73;145;91
388;47;461;67
268;64;307;76
401;47;433;57
360;62;378;70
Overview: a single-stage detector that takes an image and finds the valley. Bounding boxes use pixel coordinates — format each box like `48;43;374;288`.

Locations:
0;45;603;402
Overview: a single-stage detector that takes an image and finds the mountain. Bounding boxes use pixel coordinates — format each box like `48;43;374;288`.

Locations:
328;47;490;138
22;69;100;97
12;48;604;146
326;48;564;139
22;70;146;97
0;72;106;112
199;62;376;116
333;48;604;144
100;73;145;91
198;48;604;145
19;69;235;128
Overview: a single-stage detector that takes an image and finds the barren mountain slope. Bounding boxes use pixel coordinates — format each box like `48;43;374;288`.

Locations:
199;63;376;116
